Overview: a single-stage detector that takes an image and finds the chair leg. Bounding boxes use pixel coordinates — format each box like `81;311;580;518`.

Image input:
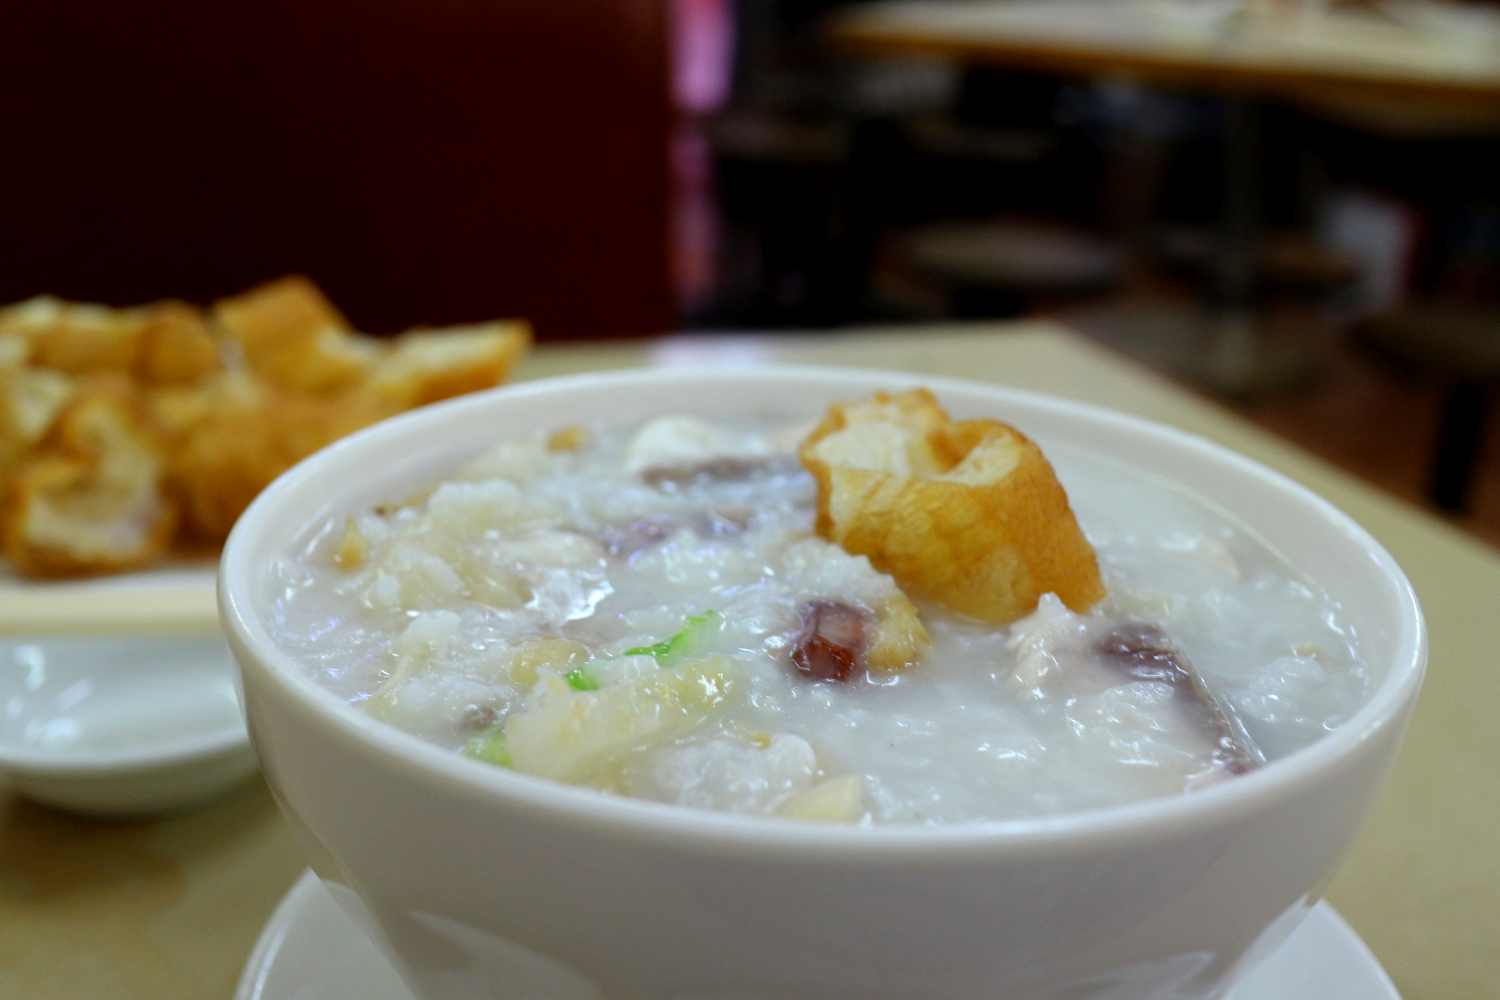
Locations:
1431;380;1491;513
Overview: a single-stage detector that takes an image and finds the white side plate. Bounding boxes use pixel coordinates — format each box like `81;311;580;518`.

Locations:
0;637;256;815
237;870;1402;1000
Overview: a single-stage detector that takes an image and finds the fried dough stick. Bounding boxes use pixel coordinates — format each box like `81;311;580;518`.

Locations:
0;278;531;569
0;295;220;382
364;321;531;408
180;279;530;538
800;389;1104;625
212;276;530;402
169;384;398;540
0;361;73;481
2;385;176;576
212;275;373;393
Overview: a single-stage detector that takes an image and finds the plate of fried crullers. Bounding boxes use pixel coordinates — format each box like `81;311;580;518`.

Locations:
0;276;529;581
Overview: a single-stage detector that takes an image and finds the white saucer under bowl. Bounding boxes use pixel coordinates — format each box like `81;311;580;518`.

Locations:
0;637;258;816
237;869;1402;1000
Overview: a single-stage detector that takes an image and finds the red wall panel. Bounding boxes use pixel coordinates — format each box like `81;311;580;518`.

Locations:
0;0;672;339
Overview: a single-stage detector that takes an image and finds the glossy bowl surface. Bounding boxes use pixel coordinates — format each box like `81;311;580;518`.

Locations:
220;366;1424;1000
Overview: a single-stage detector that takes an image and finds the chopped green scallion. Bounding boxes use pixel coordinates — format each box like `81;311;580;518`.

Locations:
564;668;600;691
463;728;511;767
624;610;721;665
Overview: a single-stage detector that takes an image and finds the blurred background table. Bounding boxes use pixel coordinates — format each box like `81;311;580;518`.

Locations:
833;0;1500;397
832;0;1500;111
3;323;1497;1000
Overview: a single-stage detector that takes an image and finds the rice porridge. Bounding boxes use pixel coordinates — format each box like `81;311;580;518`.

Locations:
266;399;1368;824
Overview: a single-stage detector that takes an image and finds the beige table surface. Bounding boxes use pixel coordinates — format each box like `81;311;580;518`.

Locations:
3;322;1496;1000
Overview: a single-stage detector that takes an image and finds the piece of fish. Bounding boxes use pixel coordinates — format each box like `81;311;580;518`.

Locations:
1009;595;1263;788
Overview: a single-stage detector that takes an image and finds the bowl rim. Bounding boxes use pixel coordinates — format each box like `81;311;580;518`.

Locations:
220;364;1426;857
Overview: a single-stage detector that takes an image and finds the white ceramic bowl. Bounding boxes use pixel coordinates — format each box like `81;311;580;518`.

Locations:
220;367;1425;1000
0;637;258;815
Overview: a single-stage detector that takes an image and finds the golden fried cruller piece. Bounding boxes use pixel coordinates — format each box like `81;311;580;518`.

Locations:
364;321;531;408
214;277;531;405
799;389;1105;625
2;384;176;576
134;300;222;385
0;361;73;478
168;381;398;540
213;275;375;394
0;295;148;374
0;295;221;382
0;277;531;573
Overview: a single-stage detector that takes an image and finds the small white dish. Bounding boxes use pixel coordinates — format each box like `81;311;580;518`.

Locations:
237;870;1403;1000
0;637;258;816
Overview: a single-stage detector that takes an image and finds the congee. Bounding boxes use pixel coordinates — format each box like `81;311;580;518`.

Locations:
267;390;1368;823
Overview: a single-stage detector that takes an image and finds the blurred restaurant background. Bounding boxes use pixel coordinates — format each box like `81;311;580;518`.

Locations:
4;0;1500;540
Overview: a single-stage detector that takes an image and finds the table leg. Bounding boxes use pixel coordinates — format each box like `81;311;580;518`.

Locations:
1431;379;1492;512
